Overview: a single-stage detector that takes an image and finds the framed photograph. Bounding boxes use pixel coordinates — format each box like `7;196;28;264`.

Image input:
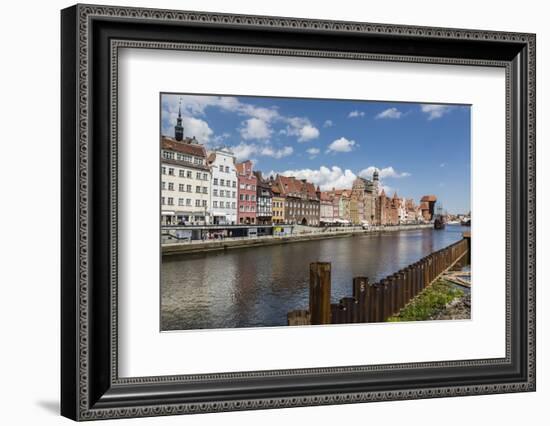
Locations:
61;4;536;421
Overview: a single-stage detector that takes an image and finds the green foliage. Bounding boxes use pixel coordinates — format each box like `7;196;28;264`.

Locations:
387;280;464;322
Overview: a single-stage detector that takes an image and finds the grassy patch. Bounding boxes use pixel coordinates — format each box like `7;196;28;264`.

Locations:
388;280;464;322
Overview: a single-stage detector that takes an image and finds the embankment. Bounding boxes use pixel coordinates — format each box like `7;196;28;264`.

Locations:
162;223;432;256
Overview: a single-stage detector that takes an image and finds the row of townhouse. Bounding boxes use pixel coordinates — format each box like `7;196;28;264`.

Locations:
160;117;436;227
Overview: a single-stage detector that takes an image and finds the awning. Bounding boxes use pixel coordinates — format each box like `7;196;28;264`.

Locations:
161;211;176;216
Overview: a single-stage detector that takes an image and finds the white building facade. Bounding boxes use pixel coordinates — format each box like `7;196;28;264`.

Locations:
161;136;211;225
208;148;238;225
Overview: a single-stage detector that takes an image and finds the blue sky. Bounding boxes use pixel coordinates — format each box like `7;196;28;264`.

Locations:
161;93;470;214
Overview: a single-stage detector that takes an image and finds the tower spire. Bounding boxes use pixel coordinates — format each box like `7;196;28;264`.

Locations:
175;97;184;141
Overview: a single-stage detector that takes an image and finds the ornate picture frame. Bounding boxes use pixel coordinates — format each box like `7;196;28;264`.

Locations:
61;4;535;421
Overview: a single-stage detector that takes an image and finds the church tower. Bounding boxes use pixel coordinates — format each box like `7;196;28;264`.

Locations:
174;98;184;141
373;169;380;194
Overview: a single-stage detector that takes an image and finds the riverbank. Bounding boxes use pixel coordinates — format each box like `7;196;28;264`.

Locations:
388;278;469;322
162;223;432;256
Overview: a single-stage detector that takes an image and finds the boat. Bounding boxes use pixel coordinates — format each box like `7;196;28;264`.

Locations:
433;202;446;230
460;218;471;226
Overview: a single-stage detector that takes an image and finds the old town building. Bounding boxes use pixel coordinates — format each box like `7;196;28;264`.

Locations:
273;175;320;226
254;172;273;225
235;160;257;224
208;148;238;225
270;182;285;224
160;111;211;225
319;192;335;224
420;195;437;221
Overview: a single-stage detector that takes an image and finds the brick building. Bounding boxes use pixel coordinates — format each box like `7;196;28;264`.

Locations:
235;160;257;224
273;175;320;226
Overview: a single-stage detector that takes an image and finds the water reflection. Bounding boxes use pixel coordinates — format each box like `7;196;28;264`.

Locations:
161;225;469;331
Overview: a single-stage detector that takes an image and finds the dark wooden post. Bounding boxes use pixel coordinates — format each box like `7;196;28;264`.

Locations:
309;262;332;325
367;281;378;322
353;276;369;323
341;297;358;323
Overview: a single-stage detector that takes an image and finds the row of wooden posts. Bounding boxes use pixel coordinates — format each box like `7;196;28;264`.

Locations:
287;235;470;326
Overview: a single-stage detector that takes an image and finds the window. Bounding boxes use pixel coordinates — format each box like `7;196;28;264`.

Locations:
240;205;244;212
220;179;225;186
202;173;208;180
251;195;256;202
168;168;174;176
179;184;184;192
232;191;236;198
186;199;191;206
168;182;174;191
202;200;207;207
225;166;230;173
245;194;249;201
167;197;174;205
162;150;174;160
195;200;201;207
219;165;223;172
161;197;165;205
178;198;184;206
213;178;218;185
195;186;201;193
240;194;244;201
213;189;218;197
161;181;166;190
213;201;218;208
240;183;245;189
161;167;166;175
231;202;236;209
202;187;207;194
196;172;201;179
187;170;192;178
186;185;192;192
232;181;236;188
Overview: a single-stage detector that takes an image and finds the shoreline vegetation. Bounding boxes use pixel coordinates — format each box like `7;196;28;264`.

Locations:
162;223;433;256
388;278;469;322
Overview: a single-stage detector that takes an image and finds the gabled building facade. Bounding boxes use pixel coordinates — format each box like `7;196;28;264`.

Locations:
208;148;238;225
236;160;257;224
160;111;211;226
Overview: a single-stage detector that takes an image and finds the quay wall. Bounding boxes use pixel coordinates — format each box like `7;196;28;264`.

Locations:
162;223;432;256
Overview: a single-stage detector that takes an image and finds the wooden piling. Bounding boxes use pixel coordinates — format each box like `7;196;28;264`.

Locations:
353;276;369;322
309;262;332;325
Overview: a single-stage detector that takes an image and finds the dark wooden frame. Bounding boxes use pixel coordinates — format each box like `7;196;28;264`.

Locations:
61;4;536;421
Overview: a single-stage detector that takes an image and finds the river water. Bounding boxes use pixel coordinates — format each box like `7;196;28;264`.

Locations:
161;225;470;331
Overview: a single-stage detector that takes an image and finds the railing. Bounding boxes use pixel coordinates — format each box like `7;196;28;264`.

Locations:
287;235;470;326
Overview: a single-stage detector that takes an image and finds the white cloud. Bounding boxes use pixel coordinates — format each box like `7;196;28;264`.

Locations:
277;166;357;191
181;117;214;144
283;117;320;142
230;143;293;162
239;118;272;140
376;107;403;119
323;120;333;128
260;146;294;159
231;143;258;162
421;104;452;120
348;110;365;118
163;93;320;144
326;137;356;153
306;147;320;158
440;162;446;168
359;166;411;179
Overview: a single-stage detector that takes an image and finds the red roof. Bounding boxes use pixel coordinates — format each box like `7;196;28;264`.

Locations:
275;175;319;200
421;195;437;202
162;136;206;158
